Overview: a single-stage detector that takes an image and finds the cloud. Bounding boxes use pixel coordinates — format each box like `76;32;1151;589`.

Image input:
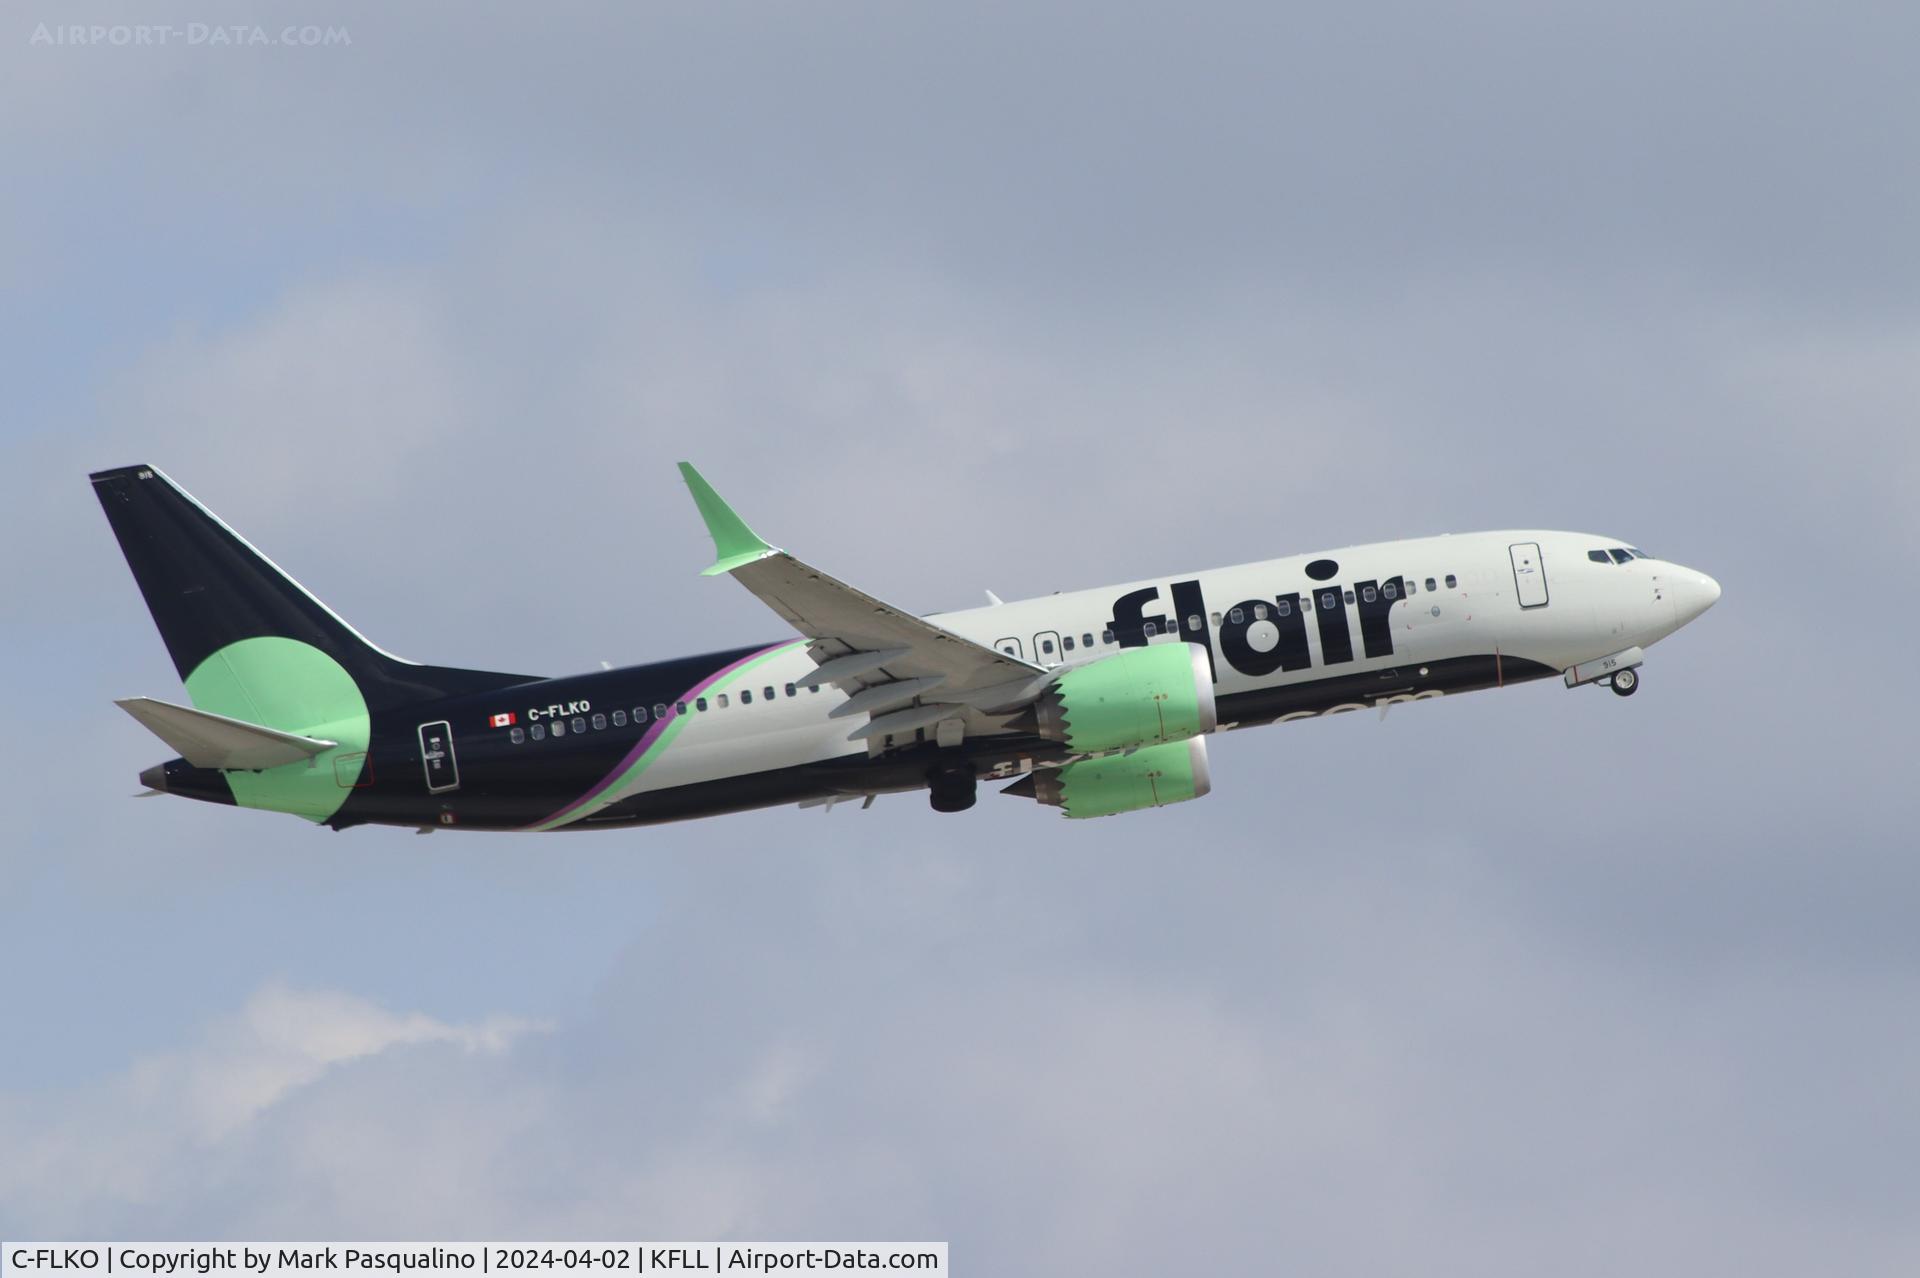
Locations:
7;839;1920;1277
0;985;542;1231
100;275;474;515
6;0;1920;1269
1718;321;1920;542
156;983;538;1140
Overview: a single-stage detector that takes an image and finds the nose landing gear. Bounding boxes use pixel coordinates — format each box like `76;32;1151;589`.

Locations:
1564;647;1645;695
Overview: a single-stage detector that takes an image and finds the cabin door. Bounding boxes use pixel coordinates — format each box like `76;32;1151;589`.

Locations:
418;720;460;793
1509;542;1549;609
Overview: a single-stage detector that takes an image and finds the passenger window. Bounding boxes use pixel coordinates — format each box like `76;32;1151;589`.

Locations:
1426;578;1437;592
1082;633;1094;647
591;713;607;730
1144;621;1159;636
764;686;775;701
510;726;525;744
784;683;796;697
740;690;752;705
632;707;646;724
676;701;689;715
696;698;708;712
808;684;820;693
1589;550;1610;564
1321;592;1336;610
552;719;566;737
1102;628;1115;644
572;716;587;734
1277;599;1291;616
1445;574;1457;588
655;703;669;719
1042;638;1055;654
1362;586;1377;603
1229;607;1244;624
530;723;546;741
1253;603;1268;621
1344;590;1356;605
612;710;627;727
1186;614;1201;630
1609;549;1632;564
1209;613;1222;627
1062;636;1075;651
1384;581;1397;599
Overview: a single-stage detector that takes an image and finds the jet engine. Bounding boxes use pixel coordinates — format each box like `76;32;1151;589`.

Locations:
1017;642;1217;754
1004;736;1213;818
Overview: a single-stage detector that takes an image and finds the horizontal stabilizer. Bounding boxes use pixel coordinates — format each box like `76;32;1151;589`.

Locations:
115;697;337;770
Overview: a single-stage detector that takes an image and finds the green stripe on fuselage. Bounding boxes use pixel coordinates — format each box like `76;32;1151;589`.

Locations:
529;643;801;831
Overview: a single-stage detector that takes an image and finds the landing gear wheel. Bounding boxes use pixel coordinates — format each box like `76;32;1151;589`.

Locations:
1611;667;1639;697
927;761;977;813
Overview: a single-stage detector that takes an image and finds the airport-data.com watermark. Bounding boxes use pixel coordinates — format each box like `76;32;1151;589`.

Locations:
29;22;351;48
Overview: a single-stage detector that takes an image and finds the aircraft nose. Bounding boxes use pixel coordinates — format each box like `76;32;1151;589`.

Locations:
1671;567;1721;623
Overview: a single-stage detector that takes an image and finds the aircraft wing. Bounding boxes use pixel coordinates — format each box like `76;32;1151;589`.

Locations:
678;463;1052;746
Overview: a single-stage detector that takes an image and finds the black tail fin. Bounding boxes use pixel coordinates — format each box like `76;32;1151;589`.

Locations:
91;465;536;712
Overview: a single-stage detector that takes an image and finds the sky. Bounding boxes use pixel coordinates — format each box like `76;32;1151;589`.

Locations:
3;0;1917;1270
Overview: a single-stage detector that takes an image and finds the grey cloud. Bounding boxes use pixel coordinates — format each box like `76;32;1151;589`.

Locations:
9;1;1920;305
10;821;1920;1276
3;0;1916;1270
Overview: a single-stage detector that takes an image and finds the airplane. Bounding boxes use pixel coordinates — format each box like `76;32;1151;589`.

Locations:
94;462;1720;831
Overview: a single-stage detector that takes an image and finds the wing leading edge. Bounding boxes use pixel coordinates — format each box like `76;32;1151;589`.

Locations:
677;463;1049;750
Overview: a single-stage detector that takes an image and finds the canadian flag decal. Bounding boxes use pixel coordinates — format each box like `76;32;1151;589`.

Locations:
489;711;517;728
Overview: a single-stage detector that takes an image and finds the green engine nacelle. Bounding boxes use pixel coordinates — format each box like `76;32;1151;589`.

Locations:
1029;737;1214;818
1032;641;1218;754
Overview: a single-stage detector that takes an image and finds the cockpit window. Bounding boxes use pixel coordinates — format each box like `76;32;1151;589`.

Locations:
1629;548;1651;559
1589;550;1610;564
1609;548;1633;564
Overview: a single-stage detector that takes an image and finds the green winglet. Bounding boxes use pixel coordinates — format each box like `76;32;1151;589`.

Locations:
678;462;778;575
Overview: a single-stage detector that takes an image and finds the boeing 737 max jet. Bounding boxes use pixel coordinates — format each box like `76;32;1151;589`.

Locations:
94;463;1720;829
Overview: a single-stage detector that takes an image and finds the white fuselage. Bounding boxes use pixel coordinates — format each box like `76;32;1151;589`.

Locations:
108;459;1720;830
607;530;1720;803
